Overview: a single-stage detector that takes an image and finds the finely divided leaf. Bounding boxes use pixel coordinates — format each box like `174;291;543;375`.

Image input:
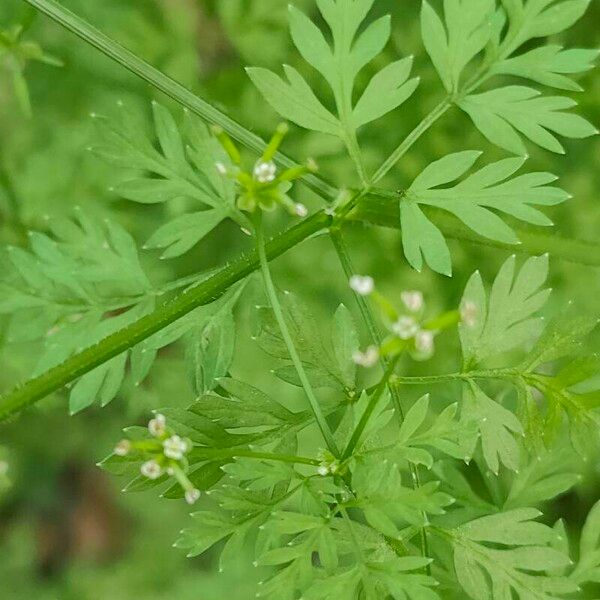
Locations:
458;86;597;154
451;508;577;600
401;153;567;275
460;255;550;368
93;102;237;258
248;0;418;143
491;45;599;92
463;383;523;474
421;0;494;93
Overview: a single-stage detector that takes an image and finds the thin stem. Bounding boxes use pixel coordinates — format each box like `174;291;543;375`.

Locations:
343;356;400;460
191;447;319;467
22;0;338;201
329;228;431;563
255;214;340;457
329;227;382;348
344;131;370;188
372;98;452;184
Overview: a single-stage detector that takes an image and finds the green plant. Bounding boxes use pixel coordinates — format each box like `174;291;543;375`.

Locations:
0;14;62;116
1;0;600;598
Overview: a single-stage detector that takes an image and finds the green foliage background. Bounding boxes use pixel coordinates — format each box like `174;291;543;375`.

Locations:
0;0;599;598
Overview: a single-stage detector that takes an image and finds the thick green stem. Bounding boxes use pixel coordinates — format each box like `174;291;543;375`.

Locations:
392;369;518;386
255;215;340;457
3;0;598;427
0;211;332;422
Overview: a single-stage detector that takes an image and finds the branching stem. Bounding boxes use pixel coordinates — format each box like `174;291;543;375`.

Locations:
255;214;340;457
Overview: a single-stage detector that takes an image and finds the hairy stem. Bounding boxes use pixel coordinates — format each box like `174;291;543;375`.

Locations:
255;215;340;457
392;368;518;386
0;211;332;422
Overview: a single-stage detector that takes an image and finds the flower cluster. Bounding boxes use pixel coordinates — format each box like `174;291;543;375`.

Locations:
349;275;459;365
114;413;200;505
316;449;341;477
212;123;316;217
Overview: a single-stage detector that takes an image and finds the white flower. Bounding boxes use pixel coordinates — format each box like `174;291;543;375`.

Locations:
253;160;277;183
349;275;374;296
415;330;435;356
141;460;163;480
294;203;308;217
352;346;379;368
392;316;419;340
0;461;8;477
148;413;167;437
114;439;131;457
317;465;329;477
215;162;227;175
185;488;201;505
401;290;424;313
163;435;190;460
461;300;478;328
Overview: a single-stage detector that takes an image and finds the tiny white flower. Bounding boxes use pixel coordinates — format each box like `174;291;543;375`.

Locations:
460;300;478;328
349;275;374;296
148;413;167;437
114;439;131;457
329;461;340;475
215;162;227;175
392;316;419;340
415;330;435;356
317;465;329;477
0;461;8;477
253;160;277;183
141;460;163;480
352;345;379;368
401;290;424;313
185;488;201;505
294;203;308;217
163;435;190;461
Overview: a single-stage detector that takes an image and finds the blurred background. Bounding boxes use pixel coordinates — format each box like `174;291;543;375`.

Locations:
0;0;599;598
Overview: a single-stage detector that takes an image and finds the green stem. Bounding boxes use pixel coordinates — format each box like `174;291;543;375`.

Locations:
329;229;431;563
329;227;382;349
351;195;600;268
0;211;333;422
254;214;340;457
343;356;400;460
372;98;452;184
21;0;337;201
191;447;319;466
392;369;518;386
21;0;600;269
